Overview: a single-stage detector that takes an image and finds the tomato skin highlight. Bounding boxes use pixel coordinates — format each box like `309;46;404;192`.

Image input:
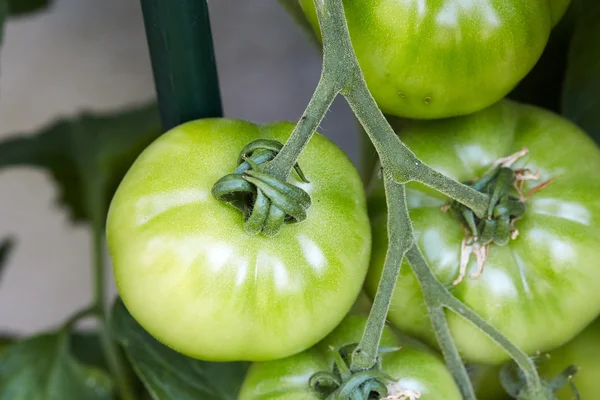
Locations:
299;0;571;119
106;119;371;362
366;99;600;364
238;314;462;400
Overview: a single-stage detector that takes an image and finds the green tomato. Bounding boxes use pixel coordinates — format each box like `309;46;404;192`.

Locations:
106;119;371;362
238;314;462;399
299;0;571;119
470;365;510;400
365;99;600;364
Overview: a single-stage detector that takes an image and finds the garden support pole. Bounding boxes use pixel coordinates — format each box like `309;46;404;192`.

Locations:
140;0;223;130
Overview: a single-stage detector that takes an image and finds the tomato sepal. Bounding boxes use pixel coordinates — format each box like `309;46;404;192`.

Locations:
498;360;581;400
308;342;399;399
211;138;312;237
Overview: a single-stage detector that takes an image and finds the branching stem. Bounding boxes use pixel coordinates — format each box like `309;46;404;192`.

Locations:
266;75;339;180
350;176;413;371
405;245;542;397
276;0;548;397
271;0;490;218
344;82;489;217
313;0;489;218
90;194;136;400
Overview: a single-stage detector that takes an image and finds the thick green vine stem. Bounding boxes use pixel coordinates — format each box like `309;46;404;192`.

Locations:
307;0;489;218
267;0;551;398
405;244;542;399
349;175;413;372
265;76;339;181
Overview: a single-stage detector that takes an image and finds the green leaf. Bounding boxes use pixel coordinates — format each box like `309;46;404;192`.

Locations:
0;237;14;284
562;0;600;143
277;0;319;47
0;330;113;400
508;3;577;113
0;103;161;224
70;332;109;374
0;336;12;356
111;298;249;400
0;331;107;371
7;0;51;17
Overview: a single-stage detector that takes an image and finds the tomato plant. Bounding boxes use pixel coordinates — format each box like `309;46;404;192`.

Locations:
106;118;371;362
299;0;571;119
238;314;462;399
365;99;600;364
1;0;599;399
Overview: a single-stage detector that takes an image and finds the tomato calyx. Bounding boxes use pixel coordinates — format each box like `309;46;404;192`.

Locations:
309;343;405;400
499;359;581;400
447;166;526;285
211;139;312;237
444;148;553;285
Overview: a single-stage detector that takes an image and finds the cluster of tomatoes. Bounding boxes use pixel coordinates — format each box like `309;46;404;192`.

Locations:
106;1;600;399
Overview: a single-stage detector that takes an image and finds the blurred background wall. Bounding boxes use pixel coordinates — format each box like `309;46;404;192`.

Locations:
0;0;359;333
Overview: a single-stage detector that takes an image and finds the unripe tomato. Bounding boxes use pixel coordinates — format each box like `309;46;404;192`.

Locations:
107;119;371;362
300;0;571;119
239;314;462;399
366;100;600;364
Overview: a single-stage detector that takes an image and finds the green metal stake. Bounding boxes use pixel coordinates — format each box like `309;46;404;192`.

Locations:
140;0;223;130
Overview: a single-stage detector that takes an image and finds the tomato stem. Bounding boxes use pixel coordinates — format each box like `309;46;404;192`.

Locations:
427;305;476;399
140;0;222;130
62;305;98;331
265;76;339;180
405;244;544;397
304;0;490;217
350;176;412;372
90;194;137;400
345;81;490;218
304;0;547;397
